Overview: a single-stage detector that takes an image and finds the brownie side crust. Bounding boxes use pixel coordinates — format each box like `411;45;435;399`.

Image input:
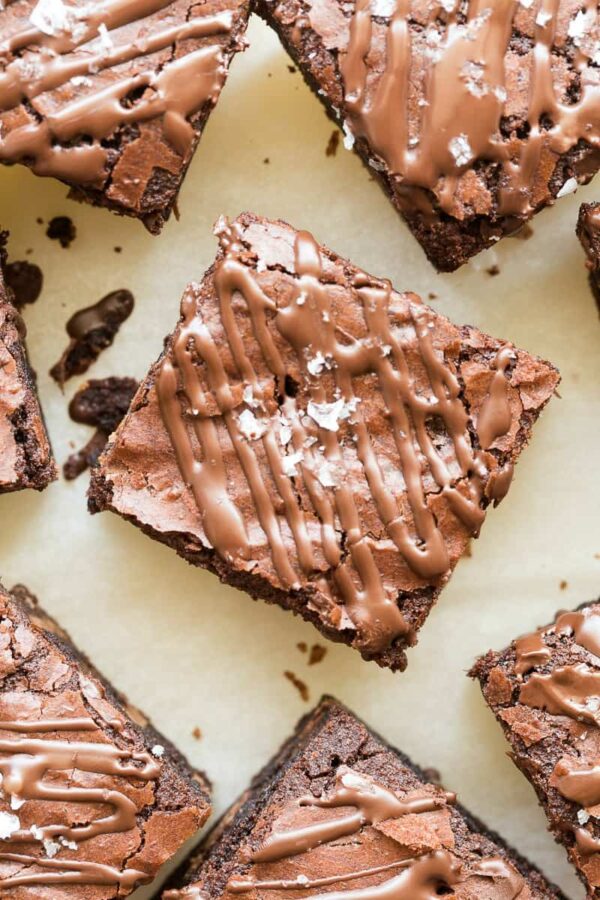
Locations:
0;0;250;232
0;582;211;897
577;202;600;313
0;234;56;492
254;0;600;271
160;696;567;899
471;600;600;897
90;211;559;671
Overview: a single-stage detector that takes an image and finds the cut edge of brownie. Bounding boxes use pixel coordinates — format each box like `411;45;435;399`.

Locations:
0;234;57;492
160;695;568;899
253;3;600;272
576;202;600;313
89;211;560;672
6;582;212;808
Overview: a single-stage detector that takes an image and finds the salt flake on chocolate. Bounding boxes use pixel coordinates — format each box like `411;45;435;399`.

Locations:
30;0;69;35
0;812;20;840
449;134;473;167
307;399;346;432
238;409;267;441
282;451;304;477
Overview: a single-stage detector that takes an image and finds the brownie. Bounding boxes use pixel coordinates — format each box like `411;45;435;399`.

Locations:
89;212;559;670
0;582;211;897
0;234;56;492
577;202;600;311
254;0;600;271
0;0;250;233
471;601;600;898
160;696;566;899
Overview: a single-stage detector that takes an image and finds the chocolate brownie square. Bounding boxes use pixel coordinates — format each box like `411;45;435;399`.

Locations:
89;212;559;671
254;0;600;271
472;600;600;899
0;234;55;492
0;0;250;233
577;202;600;311
160;696;566;899
0;582;211;896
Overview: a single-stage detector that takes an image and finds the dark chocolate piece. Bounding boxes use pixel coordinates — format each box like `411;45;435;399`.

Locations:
254;0;600;271
160;696;566;900
0;581;211;897
472;600;600;898
46;216;77;248
89;212;559;670
0;0;250;233
577;202;600;312
50;289;134;385
64;376;139;479
4;260;43;308
0;232;56;492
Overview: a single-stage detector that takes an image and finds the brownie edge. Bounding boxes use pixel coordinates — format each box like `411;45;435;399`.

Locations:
160;696;566;899
471;599;600;898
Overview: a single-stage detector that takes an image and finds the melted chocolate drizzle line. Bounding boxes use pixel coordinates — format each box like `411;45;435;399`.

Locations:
519;663;600;725
0;853;151;889
0;719;160;888
229;767;524;900
515;609;600;676
158;219;515;652
340;0;600;217
0;0;233;182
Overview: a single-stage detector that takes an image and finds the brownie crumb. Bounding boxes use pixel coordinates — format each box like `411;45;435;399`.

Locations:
287;64;296;73
325;130;340;157
63;376;138;480
559;579;568;590
50;288;134;385
427;292;438;301
308;643;327;666
263;157;270;165
46;216;76;248
4;260;43;308
486;264;500;277
297;641;307;654
192;727;203;741
36;217;43;225
284;670;309;702
114;246;122;254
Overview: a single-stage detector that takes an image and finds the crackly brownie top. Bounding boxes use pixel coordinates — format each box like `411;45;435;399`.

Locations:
97;213;558;658
475;602;600;896
271;0;599;224
0;0;248;211
163;700;562;899
0;584;209;898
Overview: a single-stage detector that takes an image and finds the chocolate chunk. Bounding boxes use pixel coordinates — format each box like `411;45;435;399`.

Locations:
50;289;134;385
90;213;559;672
284;670;309;702
161;697;566;899
0;582;210;895
46;216;77;248
63;377;138;480
325;130;340;157
4;260;43;308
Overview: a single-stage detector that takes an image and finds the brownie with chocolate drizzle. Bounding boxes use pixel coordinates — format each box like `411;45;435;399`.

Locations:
160;696;566;900
0;0;250;233
254;0;600;271
89;212;559;670
0;232;56;493
0;582;211;897
471;600;600;899
577;202;600;312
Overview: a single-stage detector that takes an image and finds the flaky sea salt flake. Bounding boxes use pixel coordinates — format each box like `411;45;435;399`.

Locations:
0;812;20;840
449;134;473;167
30;0;69;35
557;177;578;199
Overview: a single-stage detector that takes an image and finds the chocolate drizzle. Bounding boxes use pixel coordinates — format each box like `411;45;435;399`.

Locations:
226;767;524;900
340;0;600;218
0;716;160;889
156;218;517;654
0;0;234;184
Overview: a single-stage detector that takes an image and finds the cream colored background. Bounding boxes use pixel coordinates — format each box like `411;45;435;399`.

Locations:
0;15;599;898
